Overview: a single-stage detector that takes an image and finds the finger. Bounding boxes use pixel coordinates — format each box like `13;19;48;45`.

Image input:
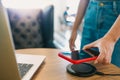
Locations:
103;52;112;64
95;50;105;64
101;47;112;64
69;40;75;51
103;57;111;64
94;56;104;64
70;45;75;51
69;44;75;51
83;42;96;50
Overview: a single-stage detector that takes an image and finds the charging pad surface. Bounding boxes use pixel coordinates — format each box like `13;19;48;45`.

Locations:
66;63;97;77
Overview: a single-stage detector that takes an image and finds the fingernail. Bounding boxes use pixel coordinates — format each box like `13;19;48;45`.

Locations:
94;61;98;64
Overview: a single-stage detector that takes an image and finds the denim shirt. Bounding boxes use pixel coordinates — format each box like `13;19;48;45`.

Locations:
80;0;120;67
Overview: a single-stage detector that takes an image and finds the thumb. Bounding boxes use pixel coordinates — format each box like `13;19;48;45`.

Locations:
83;42;96;50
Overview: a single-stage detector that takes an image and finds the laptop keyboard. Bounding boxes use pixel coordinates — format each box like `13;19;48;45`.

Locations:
18;63;33;78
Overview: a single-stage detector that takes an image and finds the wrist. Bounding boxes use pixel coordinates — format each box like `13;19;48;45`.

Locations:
103;33;118;43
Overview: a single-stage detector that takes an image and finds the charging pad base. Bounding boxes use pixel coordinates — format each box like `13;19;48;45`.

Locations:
66;63;97;77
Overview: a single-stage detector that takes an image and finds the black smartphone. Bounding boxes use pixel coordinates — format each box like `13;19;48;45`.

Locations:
85;47;99;56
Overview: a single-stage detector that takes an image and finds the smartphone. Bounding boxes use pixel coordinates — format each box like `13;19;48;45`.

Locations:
85;47;99;56
58;48;99;64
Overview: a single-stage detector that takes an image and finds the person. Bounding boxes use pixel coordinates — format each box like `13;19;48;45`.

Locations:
69;0;120;67
83;15;120;65
63;7;70;26
63;6;73;28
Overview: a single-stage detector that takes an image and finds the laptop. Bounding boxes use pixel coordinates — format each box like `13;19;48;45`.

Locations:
0;1;46;80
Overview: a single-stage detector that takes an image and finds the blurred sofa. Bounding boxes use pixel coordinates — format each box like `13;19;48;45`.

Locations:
7;5;56;49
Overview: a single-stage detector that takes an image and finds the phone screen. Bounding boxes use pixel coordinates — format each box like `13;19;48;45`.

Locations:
58;48;99;64
61;50;80;60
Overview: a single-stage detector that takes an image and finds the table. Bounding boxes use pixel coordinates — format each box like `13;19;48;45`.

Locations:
16;48;120;80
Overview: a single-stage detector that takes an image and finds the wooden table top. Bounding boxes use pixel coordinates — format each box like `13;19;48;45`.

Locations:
16;48;120;80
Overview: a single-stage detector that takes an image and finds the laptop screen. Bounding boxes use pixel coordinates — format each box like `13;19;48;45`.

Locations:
0;1;21;80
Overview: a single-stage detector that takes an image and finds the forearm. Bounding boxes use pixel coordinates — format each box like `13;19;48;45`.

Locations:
104;15;120;42
72;0;89;31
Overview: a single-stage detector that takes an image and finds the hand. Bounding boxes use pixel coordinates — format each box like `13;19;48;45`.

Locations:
69;31;77;51
83;37;116;64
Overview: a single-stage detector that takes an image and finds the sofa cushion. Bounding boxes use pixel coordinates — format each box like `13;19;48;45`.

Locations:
7;9;44;49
